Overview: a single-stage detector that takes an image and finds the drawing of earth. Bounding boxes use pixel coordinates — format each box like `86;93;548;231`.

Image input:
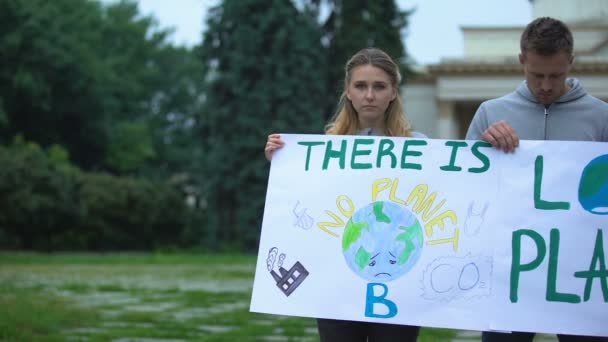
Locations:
342;201;424;282
579;154;608;215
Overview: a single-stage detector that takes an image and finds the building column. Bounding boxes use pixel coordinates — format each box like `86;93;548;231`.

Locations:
437;100;459;139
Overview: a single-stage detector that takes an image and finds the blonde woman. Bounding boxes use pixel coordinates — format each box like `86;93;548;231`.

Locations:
264;47;425;342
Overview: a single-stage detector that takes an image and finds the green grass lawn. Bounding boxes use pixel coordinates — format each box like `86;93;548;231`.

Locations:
0;252;457;341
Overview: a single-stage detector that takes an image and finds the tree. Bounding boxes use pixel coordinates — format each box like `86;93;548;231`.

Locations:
0;137;81;250
104;122;155;173
0;0;111;168
200;0;327;251
302;0;412;119
96;1;204;176
140;45;205;182
0;0;204;176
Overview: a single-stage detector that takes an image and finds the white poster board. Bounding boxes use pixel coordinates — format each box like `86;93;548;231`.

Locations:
250;134;608;337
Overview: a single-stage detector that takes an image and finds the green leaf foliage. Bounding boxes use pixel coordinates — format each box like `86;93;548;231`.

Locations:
0;0;204;175
0;137;189;251
0;0;413;252
199;0;328;251
78;172;187;251
0;0;110;168
105;122;156;174
0;138;81;250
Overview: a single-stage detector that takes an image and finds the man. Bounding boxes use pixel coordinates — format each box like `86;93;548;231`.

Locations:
466;17;608;342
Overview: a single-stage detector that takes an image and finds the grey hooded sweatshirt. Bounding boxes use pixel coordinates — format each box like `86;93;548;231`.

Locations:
466;78;608;142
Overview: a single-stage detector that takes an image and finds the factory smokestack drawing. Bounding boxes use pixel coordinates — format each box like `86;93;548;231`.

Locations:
267;247;309;296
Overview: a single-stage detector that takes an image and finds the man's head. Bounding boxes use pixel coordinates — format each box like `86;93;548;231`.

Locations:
519;17;574;105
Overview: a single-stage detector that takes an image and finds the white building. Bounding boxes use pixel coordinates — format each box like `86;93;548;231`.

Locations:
403;0;608;139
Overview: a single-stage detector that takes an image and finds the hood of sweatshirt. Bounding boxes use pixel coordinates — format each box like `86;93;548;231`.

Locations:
515;78;587;105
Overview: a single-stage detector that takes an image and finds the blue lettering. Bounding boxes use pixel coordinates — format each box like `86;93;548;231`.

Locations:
365;283;398;318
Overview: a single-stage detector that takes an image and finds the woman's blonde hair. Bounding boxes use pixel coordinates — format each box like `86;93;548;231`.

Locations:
325;48;412;137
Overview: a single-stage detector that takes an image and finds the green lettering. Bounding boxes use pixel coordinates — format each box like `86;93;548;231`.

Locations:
511;229;546;303
351;138;374;169
400;140;427;170
468;141;491;173
546;229;581;303
322;140;347;170
440;141;467;171
298;141;325;171
377;139;397;168
534;156;570;210
574;229;608;302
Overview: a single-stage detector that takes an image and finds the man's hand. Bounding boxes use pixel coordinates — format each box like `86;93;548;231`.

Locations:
481;120;520;153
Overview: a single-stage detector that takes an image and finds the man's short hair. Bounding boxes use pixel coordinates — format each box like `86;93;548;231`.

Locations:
520;17;573;56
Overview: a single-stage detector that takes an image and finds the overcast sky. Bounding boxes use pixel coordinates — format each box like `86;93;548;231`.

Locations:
107;0;533;65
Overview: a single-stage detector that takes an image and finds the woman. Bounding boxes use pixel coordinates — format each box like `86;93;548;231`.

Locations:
264;47;425;342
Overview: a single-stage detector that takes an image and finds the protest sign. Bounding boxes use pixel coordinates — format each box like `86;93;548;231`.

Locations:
250;134;607;336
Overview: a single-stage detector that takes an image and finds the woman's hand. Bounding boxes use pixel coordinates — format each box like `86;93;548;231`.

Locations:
265;133;285;161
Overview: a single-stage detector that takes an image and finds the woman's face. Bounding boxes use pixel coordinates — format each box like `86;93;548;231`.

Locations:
346;64;397;128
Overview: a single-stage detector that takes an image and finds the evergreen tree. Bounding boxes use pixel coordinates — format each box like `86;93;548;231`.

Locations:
200;0;327;251
306;0;412;119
